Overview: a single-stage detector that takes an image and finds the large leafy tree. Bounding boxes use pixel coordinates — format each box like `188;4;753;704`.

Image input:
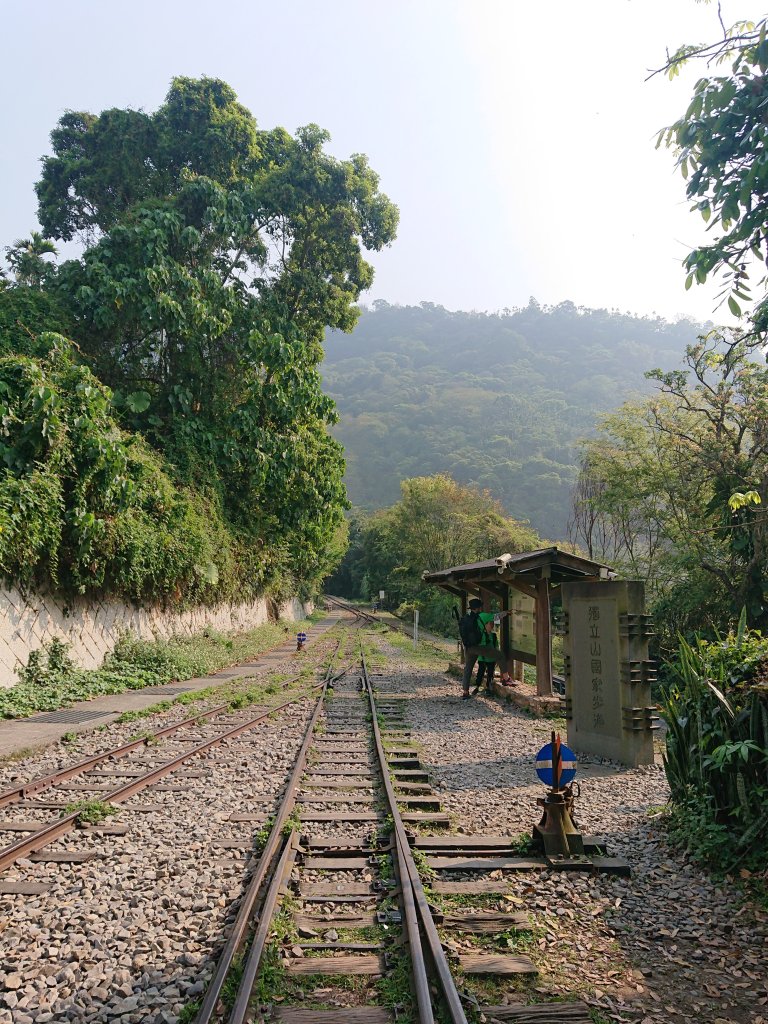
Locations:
570;332;768;643
26;77;398;595
657;16;768;326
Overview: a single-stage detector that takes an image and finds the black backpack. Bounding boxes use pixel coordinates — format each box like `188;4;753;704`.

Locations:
458;609;483;648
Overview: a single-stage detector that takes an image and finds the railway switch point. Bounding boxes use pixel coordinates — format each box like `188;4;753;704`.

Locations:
532;731;630;875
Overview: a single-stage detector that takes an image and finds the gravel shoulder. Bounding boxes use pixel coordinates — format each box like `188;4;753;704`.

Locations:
370;632;768;1024
1;625;766;1024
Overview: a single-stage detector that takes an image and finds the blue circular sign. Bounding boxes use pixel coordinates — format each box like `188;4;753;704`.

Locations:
535;742;577;787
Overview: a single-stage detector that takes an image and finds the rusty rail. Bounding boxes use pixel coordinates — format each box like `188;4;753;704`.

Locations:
325;594;451;656
362;646;468;1024
195;658;337;1024
0;671;333;873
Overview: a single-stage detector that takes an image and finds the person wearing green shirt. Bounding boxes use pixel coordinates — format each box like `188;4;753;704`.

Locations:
473;613;499;694
472;610;516;694
461;598;516;698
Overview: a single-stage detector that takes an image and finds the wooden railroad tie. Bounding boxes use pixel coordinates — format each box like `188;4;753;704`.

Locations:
478;1002;592;1023
457;953;538;975
285;954;385;976
272;1008;392;1024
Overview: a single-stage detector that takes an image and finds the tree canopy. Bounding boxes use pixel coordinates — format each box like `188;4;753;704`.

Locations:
329;474;544;634
658;16;768;328
570;333;768;648
0;77;398;601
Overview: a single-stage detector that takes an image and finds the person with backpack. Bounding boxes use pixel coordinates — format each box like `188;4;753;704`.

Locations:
473;614;501;694
458;598;515;699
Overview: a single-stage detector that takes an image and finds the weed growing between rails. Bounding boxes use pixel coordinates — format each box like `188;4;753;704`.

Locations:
61;798;119;824
0;612;325;720
103;665;316;727
366;624;450;671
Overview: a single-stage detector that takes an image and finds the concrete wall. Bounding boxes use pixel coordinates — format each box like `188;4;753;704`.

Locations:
0;585;311;689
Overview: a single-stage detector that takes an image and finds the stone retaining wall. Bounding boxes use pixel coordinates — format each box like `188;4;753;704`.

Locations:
0;585;311;689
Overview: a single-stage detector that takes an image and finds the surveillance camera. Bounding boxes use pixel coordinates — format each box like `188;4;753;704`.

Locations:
496;552;513;573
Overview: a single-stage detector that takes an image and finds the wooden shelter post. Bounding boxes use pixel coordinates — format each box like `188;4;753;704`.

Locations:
501;583;510;657
535;575;553;695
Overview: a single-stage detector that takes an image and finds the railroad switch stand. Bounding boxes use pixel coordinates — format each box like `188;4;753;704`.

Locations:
532;732;585;858
533;783;584;858
531;731;631;875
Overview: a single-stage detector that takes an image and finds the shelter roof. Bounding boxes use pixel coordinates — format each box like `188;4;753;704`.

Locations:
422;546;613;587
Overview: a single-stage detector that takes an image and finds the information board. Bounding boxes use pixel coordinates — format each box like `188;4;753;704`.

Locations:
509;592;536;658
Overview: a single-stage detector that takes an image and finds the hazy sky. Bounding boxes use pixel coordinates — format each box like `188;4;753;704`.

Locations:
0;1;753;321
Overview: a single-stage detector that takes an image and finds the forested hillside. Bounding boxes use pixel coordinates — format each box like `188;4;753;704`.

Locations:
322;300;704;537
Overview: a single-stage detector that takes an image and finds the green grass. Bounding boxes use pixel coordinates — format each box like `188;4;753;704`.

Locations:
177;1001;201;1024
371;625;450;670
115;701;174;724
281;808;302;836
0;614;321;720
376;943;415;1022
221;953;246;1010
62;799;119;824
127;730;159;745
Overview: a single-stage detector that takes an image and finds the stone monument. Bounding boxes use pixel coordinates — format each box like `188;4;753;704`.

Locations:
561;580;658;766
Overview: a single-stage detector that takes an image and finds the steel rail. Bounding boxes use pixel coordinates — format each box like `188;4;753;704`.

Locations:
195;662;336;1024
0;677;328;873
0;617;343;810
227;834;300;1023
325;595;450;656
361;646;468;1024
0;700;233;809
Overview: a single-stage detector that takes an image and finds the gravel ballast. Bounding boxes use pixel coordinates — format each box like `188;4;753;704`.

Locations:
1;625;766;1024
370;633;768;1024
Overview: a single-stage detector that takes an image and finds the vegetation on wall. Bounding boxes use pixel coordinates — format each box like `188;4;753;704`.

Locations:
0;618;320;719
0;334;239;602
1;77;398;603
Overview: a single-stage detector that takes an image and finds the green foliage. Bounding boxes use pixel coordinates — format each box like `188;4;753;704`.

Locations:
322;299;700;539
62;799;118;824
657;18;768;324
0;286;72;358
329;474;542;634
2;76;399;605
0;618;303;719
4;233;58;289
661;622;768;872
570;331;768;645
177;1001;201;1024
18;636;75;687
0;337;241;602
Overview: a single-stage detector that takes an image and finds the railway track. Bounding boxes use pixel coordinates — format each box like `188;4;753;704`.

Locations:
195;638;592;1024
0;623;349;888
323;596;453;657
0;610;597;1022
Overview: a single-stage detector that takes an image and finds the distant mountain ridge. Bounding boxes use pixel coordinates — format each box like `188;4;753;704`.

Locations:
321;299;704;538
